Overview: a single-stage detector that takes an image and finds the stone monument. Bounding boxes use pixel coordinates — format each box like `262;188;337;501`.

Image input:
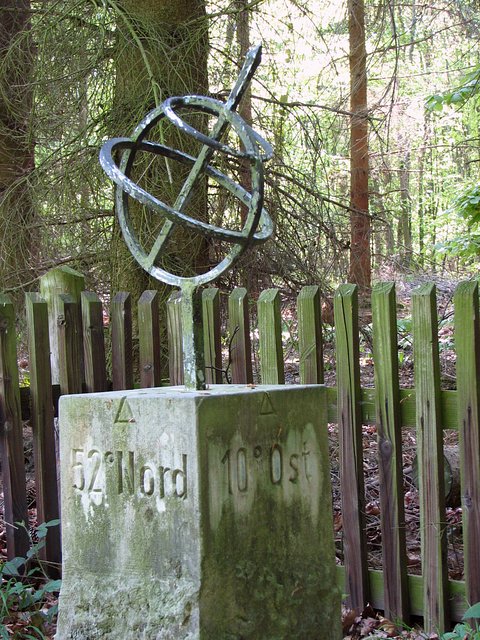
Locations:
56;44;341;640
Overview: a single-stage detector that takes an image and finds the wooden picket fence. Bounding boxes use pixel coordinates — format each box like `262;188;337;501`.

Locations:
1;266;480;633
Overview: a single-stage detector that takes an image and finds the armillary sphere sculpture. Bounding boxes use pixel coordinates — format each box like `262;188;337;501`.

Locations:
100;44;273;390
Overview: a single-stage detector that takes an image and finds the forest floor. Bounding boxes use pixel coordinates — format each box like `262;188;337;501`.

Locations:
0;272;467;639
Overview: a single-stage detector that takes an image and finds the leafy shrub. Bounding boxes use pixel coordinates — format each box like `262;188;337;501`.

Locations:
426;66;480;112
0;520;61;639
434;184;480;261
441;602;480;639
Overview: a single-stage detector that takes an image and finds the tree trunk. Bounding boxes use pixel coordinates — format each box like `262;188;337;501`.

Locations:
348;0;371;292
110;0;209;301
236;0;253;228
417;118;428;266
0;0;36;293
235;0;260;292
398;151;412;268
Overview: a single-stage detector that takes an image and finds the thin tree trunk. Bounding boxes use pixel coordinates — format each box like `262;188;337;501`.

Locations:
417;118;428;265
399;151;412;267
236;0;252;227
235;0;259;292
370;177;383;268
348;0;371;291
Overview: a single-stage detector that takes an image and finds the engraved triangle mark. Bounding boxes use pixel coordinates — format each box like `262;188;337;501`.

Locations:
260;393;276;416
114;397;136;424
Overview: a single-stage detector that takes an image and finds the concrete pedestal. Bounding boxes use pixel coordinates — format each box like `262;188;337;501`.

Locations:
56;385;341;639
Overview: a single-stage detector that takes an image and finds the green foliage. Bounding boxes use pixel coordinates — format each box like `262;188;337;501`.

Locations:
426;66;480;112
436;234;480;260
434;184;480;261
0;520;61;639
454;184;480;227
397;316;412;349
439;603;480;639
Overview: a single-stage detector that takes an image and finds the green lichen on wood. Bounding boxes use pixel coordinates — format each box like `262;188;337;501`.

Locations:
334;283;369;610
228;287;253;384
454;281;480;606
412;283;448;633
257;289;284;384
297;285;323;385
371;282;408;622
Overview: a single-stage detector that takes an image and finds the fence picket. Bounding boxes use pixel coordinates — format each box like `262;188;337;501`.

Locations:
25;293;61;566
39;266;85;385
111;292;133;391
81;292;107;393
138;290;162;388
372;282;408;622
412;283;448;633
57;294;82;395
202;288;222;384
454;281;480;605
167;290;183;385
334;283;369;610
0;294;29;559
228;287;253;384
257;289;284;384
297;285;324;384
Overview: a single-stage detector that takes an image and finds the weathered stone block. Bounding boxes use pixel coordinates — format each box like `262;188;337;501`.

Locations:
56;385;341;639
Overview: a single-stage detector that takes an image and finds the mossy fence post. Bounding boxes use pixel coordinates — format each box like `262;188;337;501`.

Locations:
372;282;408;622
202;288;222;384
57;294;83;396
0;294;29;559
297;285;324;385
257;288;284;384
228;287;253;384
167;290;183;385
26;293;61;565
39;266;85;385
111;292;133;391
138;290;162;388
412;283;448;633
334;283;369;610
454;281;480;606
81;292;107;393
